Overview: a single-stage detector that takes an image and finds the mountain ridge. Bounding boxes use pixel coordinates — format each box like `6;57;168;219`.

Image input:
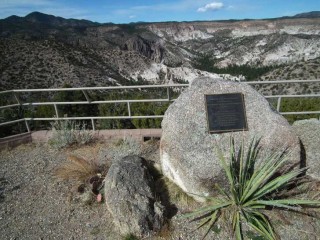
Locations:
2;11;100;27
2;10;320;25
0;11;320;92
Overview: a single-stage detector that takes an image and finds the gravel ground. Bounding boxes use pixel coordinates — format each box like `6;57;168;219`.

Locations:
0;141;212;240
1;140;320;240
0;143;119;240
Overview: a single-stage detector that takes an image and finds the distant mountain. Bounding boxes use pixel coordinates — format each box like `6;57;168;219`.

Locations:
0;11;320;92
293;11;320;18
4;12;99;27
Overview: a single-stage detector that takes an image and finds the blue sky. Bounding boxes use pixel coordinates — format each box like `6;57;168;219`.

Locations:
0;0;319;23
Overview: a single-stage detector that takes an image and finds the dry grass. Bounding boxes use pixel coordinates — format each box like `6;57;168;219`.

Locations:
54;155;102;183
155;222;174;239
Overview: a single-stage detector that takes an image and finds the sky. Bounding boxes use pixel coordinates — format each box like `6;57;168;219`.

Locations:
0;0;319;23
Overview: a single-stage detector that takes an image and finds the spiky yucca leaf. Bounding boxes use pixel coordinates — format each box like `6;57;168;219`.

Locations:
184;137;320;240
245;211;276;240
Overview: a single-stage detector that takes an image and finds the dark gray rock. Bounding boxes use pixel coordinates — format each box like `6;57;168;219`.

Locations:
293;119;320;179
104;155;165;236
160;77;300;201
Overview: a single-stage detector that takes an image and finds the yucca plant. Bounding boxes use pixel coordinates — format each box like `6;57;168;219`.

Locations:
184;137;320;240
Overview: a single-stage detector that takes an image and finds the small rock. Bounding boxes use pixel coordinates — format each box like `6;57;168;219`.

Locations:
104;155;165;237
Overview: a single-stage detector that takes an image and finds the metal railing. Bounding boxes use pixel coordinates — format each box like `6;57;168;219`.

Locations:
0;84;189;135
247;79;320;114
1;79;320;138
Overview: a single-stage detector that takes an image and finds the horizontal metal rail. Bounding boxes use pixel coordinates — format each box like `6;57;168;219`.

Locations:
0;98;174;109
281;111;320;115
0;84;188;133
1;80;320;137
0;119;25;126
1;79;319;94
0;84;190;94
0;116;164;127
265;94;320;98
245;79;320;84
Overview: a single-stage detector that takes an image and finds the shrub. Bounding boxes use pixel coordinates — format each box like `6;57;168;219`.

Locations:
192;54;276;80
54;155;101;183
184;137;320;240
54;155;108;204
156;176;196;209
49;120;93;149
280;97;320;123
123;233;140;240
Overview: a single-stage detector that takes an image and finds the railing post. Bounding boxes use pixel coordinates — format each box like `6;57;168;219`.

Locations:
54;104;59;118
91;119;95;131
167;87;170;101
82;90;91;103
13;92;21;105
127;102;131;117
277;97;282;112
25;119;30;133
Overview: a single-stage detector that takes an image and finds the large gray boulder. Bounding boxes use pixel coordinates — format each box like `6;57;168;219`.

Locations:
104;155;165;237
293;119;320;179
160;77;300;201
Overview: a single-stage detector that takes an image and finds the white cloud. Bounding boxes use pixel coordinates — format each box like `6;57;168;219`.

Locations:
197;2;224;12
129;15;136;19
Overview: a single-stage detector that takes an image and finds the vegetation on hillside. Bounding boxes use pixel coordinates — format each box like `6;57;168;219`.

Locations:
280;97;320;123
193;54;276;81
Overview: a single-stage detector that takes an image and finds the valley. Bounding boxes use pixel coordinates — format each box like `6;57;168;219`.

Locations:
0;11;320;92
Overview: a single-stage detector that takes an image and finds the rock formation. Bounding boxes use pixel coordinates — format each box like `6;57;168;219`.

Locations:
160;77;300;201
1;12;320;90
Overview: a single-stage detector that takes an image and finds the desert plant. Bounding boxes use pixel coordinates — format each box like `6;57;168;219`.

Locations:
54;155;107;203
49;120;93;149
54;155;101;183
184;138;320;240
123;233;140;240
156;176;196;208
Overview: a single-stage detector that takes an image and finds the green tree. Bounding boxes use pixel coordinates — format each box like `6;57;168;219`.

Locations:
97;91;134;129
280;97;320;123
130;98;169;128
193;54;275;80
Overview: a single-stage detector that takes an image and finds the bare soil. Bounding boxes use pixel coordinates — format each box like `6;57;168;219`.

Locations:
0;141;206;240
1;141;320;240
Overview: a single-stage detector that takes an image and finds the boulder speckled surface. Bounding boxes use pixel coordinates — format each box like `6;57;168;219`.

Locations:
104;155;165;237
160;77;300;200
293;119;320;179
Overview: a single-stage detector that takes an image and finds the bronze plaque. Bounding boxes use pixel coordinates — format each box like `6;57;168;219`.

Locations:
205;93;248;133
